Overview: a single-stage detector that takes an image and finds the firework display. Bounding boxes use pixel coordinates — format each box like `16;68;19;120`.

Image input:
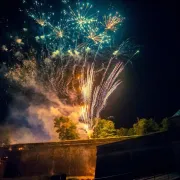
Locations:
1;0;139;140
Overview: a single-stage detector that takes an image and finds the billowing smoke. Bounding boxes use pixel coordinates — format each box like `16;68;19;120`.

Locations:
5;78;85;144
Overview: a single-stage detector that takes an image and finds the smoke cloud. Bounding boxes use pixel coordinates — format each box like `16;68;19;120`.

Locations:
5;83;84;144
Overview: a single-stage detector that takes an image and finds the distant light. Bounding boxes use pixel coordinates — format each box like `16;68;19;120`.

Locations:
18;147;24;151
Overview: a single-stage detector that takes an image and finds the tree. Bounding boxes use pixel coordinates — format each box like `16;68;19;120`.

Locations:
160;118;169;131
117;128;128;136
127;128;135;136
92;119;116;138
133;118;159;136
54;116;79;140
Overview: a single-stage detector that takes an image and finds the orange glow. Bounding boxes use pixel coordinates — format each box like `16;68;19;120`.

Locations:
36;19;46;26
18;147;24;151
77;74;81;80
105;16;122;31
82;123;93;139
87;129;93;139
15;38;23;44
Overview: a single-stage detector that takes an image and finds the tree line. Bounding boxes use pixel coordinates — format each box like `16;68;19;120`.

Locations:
0;117;170;145
54;116;170;140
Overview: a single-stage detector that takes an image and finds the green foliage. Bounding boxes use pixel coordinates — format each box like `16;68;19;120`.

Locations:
53;115;169;140
54;116;79;140
127;128;135;136
160;117;169;131
133;118;159;135
92;119;116;138
117;127;128;136
116;117;169;137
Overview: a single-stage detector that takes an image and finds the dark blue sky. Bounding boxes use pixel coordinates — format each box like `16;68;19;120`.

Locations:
0;0;179;127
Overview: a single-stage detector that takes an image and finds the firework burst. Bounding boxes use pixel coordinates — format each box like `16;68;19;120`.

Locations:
104;12;124;32
2;0;139;139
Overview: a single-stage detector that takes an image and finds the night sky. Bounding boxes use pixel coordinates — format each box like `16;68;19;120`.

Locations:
0;0;179;128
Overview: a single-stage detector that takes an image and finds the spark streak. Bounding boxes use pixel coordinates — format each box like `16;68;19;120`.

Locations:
2;0;139;139
79;62;123;134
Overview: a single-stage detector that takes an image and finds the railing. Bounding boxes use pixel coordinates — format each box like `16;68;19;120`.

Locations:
94;172;180;180
134;173;180;180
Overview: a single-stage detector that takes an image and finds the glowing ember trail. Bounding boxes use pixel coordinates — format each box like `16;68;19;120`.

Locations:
1;0;139;141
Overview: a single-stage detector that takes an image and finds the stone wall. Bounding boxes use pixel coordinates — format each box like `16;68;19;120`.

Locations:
0;138;128;178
